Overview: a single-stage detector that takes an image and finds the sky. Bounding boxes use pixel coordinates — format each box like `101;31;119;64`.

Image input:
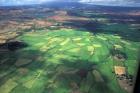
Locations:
80;0;140;6
0;0;140;6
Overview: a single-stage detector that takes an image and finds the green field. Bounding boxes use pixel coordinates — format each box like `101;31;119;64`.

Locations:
0;27;139;93
1;1;140;93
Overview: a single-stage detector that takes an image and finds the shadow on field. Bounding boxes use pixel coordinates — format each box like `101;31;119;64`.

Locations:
63;19;140;42
0;48;45;86
44;58;114;93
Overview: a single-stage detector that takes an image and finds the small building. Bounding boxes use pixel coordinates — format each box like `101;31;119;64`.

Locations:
0;40;6;44
0;36;7;44
114;66;126;75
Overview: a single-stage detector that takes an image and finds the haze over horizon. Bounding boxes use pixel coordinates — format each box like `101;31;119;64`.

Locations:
0;0;140;6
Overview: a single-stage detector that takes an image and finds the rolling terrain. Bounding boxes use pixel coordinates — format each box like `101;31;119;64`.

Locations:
0;2;140;93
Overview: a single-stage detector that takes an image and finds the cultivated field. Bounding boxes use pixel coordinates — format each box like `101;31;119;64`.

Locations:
0;2;140;93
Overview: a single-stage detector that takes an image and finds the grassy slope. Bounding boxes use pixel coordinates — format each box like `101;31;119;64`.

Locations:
0;28;139;93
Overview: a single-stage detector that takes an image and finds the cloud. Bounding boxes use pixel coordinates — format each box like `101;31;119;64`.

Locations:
0;0;50;5
79;0;140;6
0;0;140;6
